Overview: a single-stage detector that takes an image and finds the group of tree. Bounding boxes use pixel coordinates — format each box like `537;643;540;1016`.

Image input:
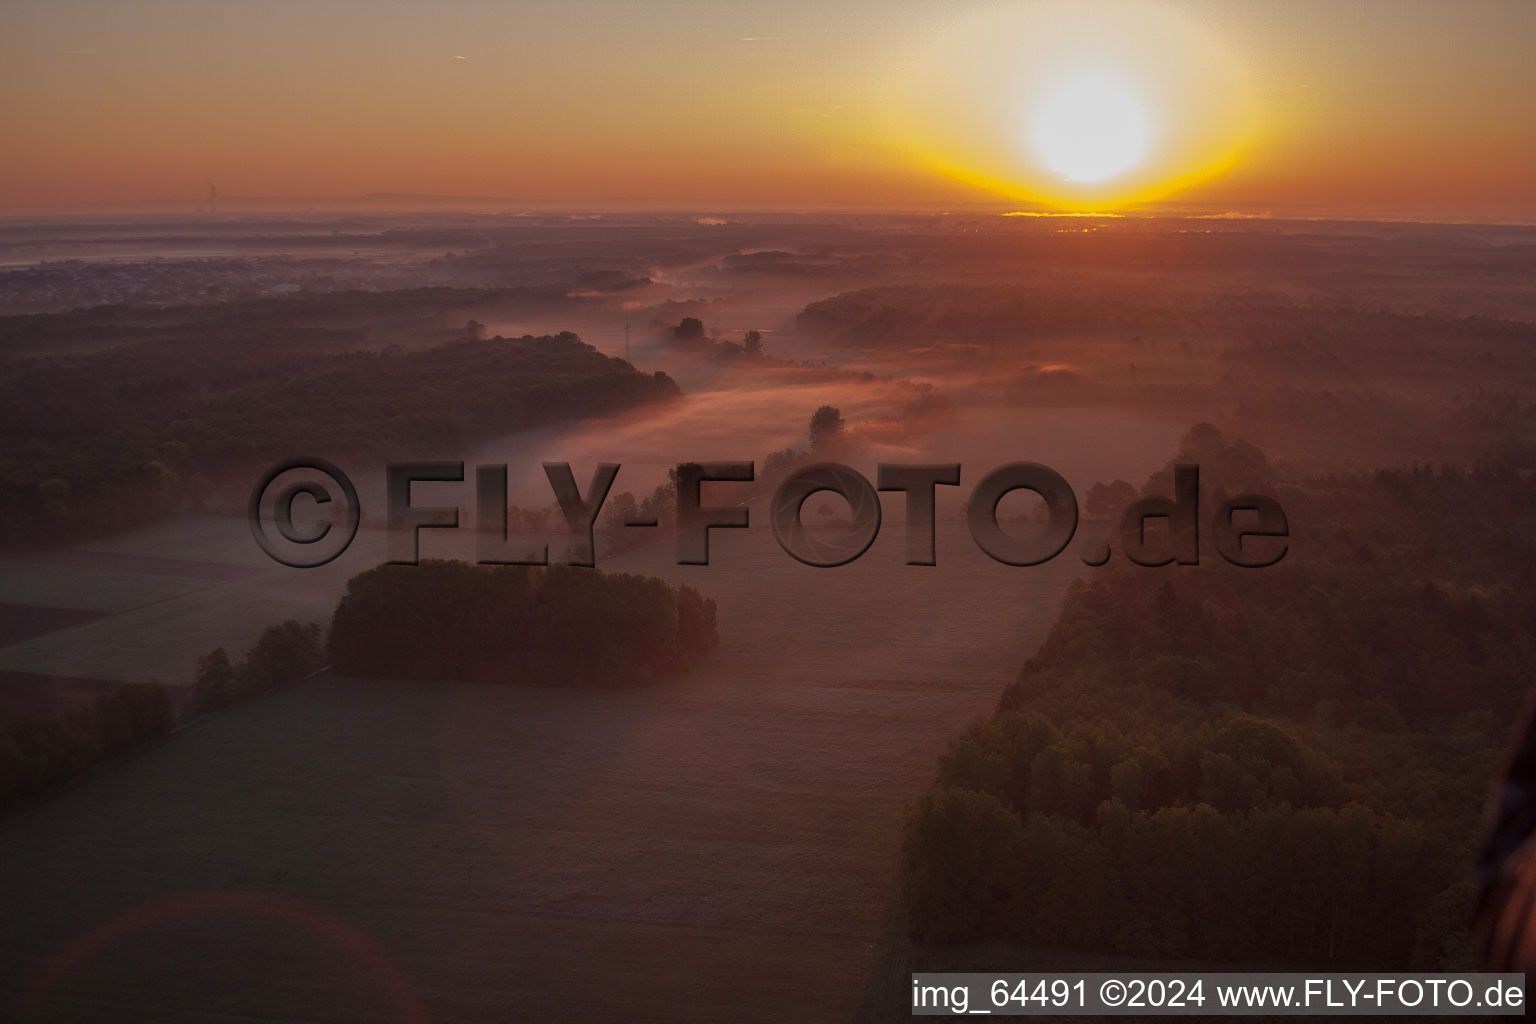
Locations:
902;425;1535;969
904;785;1464;967
327;560;718;686
0;309;680;545
0;552;717;817
190;620;325;714
795;285;1536;362
593;404;852;560
668;317;768;361
0;683;174;813
0;618;323;817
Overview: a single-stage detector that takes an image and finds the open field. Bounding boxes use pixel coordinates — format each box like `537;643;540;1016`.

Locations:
0;472;1209;1022
0;674;982;1022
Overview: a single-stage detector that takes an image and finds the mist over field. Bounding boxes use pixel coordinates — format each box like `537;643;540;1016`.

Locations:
4;0;1536;1012
1;209;1535;1020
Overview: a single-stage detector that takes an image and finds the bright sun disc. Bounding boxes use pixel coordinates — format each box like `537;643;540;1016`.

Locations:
889;0;1254;208
1031;75;1151;183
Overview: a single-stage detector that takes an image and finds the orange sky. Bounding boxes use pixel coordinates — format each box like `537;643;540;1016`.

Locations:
2;0;1533;219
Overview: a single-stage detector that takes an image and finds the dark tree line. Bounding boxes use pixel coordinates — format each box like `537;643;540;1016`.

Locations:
904;785;1461;967
327;560;718;686
903;427;1534;969
0;325;680;545
191;620;324;713
0;683;174;811
0;619;323;817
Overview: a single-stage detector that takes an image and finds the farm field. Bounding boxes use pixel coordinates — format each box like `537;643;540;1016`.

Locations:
0;381;1181;1020
0;518;1094;1022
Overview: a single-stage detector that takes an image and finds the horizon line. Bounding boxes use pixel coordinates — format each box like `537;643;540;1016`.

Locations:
1;193;1535;229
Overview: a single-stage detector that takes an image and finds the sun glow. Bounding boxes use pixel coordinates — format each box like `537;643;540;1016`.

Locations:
888;1;1256;209
1031;74;1151;184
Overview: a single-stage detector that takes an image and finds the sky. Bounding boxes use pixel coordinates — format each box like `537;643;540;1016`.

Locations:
2;0;1534;219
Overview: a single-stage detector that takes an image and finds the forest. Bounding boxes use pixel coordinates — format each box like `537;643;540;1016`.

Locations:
327;560;719;685
902;425;1534;968
795;282;1536;474
0;296;680;544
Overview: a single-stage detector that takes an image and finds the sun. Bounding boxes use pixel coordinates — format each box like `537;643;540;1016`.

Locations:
1031;74;1151;184
887;0;1255;209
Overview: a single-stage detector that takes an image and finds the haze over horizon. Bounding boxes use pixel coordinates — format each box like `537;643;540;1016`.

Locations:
6;2;1536;1015
4;0;1533;222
